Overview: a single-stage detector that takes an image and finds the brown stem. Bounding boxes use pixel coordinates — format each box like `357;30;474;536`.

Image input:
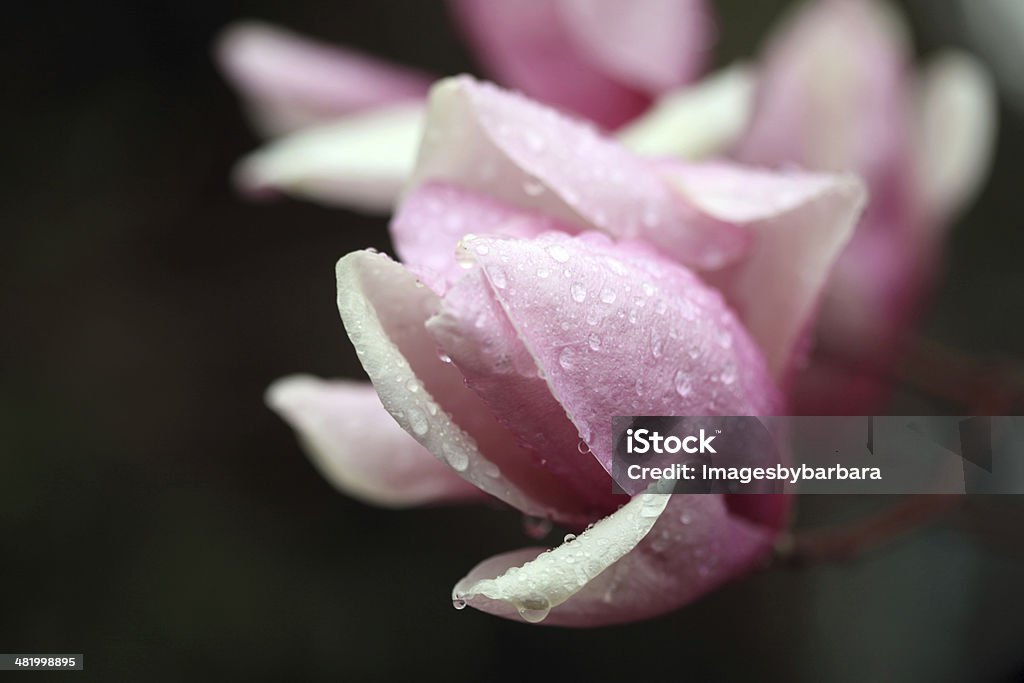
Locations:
774;495;960;567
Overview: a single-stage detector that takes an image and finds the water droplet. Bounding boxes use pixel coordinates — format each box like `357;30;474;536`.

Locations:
522;515;552;539
680;512;693;525
577;439;591;454
408;408;429;435
570;282;587;303
482;461;501;478
443;444;469;471
405;378;421;393
687;344;701;360
674;370;693;397
547;244;570;263
437;350;452;364
558;347;577;370
642;282;655;297
522;179;545;196
650;331;664;359
718;329;733;349
634;378;645;396
517;594;551;623
599;287;617;304
535;267;550;279
587;333;601;351
720;364;737;385
563;533;577;543
639;494;664;518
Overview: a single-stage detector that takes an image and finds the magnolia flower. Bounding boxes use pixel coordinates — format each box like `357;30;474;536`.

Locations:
214;0;748;212
267;76;866;625
733;0;997;412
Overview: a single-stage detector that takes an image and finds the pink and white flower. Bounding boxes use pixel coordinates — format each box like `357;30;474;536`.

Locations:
734;0;997;412
215;0;727;212
267;76;865;625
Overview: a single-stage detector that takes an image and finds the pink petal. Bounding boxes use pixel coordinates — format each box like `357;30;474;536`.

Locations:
215;21;432;135
661;161;867;381
736;0;913;182
390;182;575;292
430;232;781;479
335;249;606;525
427;267;622;519
410;76;748;271
447;0;649;128
266;375;483;506
557;0;714;95
454;494;774;626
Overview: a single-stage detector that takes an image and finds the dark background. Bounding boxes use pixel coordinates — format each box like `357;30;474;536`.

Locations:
3;1;1023;680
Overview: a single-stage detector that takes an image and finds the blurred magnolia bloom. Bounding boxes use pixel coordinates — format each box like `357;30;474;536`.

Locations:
268;76;866;625
733;0;997;412
215;0;739;212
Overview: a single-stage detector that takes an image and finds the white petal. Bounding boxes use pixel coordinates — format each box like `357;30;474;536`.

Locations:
234;102;424;213
616;65;755;159
914;50;997;226
453;488;670;623
336;249;595;523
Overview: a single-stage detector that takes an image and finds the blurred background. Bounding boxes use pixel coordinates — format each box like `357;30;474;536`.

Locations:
3;1;1024;680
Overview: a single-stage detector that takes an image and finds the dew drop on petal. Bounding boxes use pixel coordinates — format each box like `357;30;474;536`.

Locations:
437;350;452;364
558;347;576;370
570;282;587;303
639;494;664;518
408;408;429;435
563;533;577;543
587;333;601;351
718;329;733;349
650;331;664;359
577;439;591;454
443;444;469;471
517;594;551;623
547;244;570;263
600;287;617;304
674;370;693;397
720;364;737;385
